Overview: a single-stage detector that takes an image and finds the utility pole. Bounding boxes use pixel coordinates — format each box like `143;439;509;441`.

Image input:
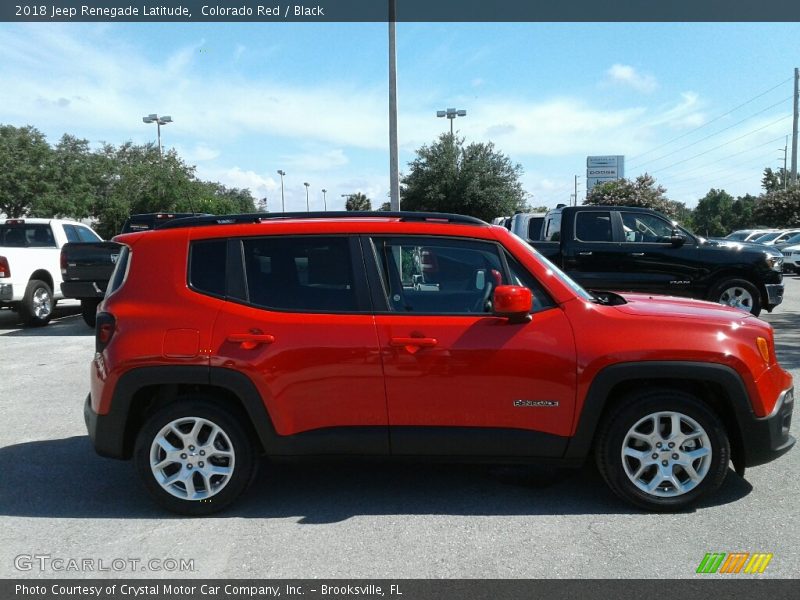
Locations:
321;188;327;211
574;175;581;206
388;0;400;211
277;170;286;211
792;67;798;185
780;136;788;190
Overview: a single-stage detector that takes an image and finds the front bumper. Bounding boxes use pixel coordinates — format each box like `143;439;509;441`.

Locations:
740;386;795;467
764;283;784;308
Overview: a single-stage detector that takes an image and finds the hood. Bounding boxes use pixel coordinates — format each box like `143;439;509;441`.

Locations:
612;292;754;321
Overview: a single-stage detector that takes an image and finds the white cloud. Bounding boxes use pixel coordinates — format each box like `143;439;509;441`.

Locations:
606;64;658;94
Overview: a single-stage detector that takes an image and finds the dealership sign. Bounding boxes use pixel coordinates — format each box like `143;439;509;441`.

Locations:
586;155;624;194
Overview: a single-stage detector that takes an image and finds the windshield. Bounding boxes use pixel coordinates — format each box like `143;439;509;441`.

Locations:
782;233;800;246
753;231;782;243
509;232;594;302
725;231;749;240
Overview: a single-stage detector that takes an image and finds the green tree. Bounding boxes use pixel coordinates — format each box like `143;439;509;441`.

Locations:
378;201;391;211
753;187;800;227
400;134;527;221
33;134;111;219
585;173;689;220
729;194;758;230
761;167;790;193
344;192;371;211
692;188;734;237
0;124;54;217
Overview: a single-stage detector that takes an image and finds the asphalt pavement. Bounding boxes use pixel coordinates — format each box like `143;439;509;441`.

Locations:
0;284;798;579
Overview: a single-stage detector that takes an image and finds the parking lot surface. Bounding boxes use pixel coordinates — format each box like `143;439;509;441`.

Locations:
1;284;798;579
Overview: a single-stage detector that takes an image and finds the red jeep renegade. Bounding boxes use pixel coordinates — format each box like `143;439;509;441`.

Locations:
84;212;794;515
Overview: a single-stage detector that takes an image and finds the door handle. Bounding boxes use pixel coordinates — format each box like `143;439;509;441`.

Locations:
390;337;438;354
629;252;645;256
578;251;593;256
227;332;276;350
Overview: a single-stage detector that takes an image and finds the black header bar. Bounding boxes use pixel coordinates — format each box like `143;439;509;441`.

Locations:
2;0;800;23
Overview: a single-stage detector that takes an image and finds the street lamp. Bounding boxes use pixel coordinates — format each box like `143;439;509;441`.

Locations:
303;182;310;212
436;108;466;136
276;170;286;211
142;113;172;158
321;188;327;211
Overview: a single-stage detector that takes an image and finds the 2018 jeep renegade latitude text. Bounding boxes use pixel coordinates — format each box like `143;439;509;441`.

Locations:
84;212;795;515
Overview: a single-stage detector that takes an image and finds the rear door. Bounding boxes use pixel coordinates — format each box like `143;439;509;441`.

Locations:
561;210;624;290
208;235;389;454
365;235;577;457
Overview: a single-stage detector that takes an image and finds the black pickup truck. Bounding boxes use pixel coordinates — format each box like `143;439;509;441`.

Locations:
530;205;784;316
61;213;203;326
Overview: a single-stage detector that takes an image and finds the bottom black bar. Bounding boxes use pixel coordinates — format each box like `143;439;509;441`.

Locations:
3;580;798;600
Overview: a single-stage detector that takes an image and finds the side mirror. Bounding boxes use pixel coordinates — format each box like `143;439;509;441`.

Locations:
670;230;686;247
493;285;532;324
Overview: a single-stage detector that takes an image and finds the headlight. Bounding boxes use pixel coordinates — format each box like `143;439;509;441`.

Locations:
766;255;783;272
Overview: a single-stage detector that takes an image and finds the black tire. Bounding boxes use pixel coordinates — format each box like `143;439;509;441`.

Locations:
81;299;100;328
134;398;258;516
595;389;730;512
708;278;761;317
19;279;55;326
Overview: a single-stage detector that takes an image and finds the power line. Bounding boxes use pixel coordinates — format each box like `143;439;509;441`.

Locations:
628;76;792;162
629;96;792;170
645;114;791;175
661;134;787;185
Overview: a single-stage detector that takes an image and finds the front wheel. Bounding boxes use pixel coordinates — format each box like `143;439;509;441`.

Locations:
709;278;761;316
134;399;258;515
596;390;730;511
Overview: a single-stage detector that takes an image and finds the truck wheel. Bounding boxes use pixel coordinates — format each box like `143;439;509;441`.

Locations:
709;278;761;316
134;398;258;516
20;279;55;327
81;299;100;328
595;390;729;512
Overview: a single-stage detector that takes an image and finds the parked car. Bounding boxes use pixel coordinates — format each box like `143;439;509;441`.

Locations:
531;206;784;316
61;213;207;326
750;229;800;245
781;243;800;273
84;211;794;515
0;217;102;325
509;212;546;241
725;229;780;242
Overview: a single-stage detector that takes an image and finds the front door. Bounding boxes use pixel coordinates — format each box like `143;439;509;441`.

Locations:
366;236;577;457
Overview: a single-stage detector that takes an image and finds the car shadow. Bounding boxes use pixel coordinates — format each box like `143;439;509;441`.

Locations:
0;306;92;337
0;436;753;521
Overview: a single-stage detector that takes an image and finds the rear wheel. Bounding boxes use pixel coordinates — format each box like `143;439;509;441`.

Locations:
19;279;54;326
134;399;258;515
596;390;730;511
81;299;100;328
709;278;761;316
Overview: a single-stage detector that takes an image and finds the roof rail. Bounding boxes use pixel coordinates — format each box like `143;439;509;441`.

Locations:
155;211;488;230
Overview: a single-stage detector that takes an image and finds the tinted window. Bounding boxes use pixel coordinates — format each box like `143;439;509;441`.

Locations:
242;236;357;312
63;225;81;243
544;213;561;241
106;246;130;297
190;240;227;297
528;217;544;241
504;252;555;313
374;237;505;314
575;212;613;242
0;224;56;247
621;212;674;243
76;226;101;242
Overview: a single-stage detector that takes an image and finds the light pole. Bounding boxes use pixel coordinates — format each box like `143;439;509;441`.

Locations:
304;182;310;212
142;113;172;158
436;108;466;136
276;170;286;211
321;188;327;211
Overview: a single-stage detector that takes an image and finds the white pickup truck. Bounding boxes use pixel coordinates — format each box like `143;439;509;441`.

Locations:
0;218;102;326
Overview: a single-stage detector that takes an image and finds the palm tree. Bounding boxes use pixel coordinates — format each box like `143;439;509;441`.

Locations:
344;192;371;211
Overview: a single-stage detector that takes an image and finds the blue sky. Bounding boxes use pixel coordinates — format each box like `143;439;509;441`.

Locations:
1;21;799;212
